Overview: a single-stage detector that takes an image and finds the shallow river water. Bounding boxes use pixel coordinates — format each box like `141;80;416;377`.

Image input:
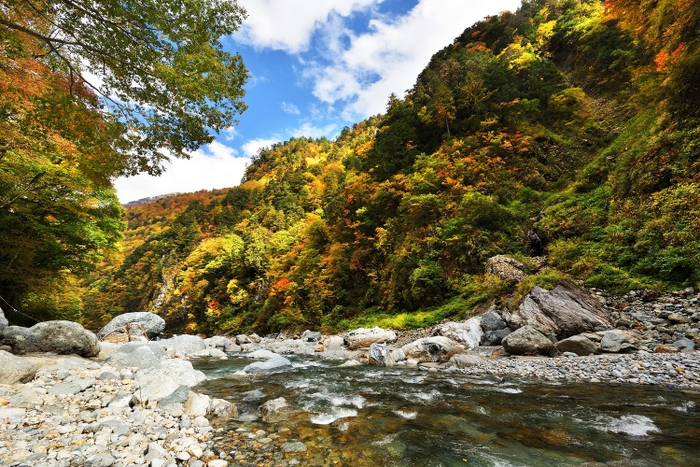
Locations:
194;355;700;467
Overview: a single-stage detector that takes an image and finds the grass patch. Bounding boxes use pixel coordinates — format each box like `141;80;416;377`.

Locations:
337;296;468;331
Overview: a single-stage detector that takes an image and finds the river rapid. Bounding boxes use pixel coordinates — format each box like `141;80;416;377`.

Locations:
193;355;700;467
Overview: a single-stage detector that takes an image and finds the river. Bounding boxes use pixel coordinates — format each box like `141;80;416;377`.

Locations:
193;355;700;467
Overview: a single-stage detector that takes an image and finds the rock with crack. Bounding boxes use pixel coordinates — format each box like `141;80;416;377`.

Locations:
507;281;610;340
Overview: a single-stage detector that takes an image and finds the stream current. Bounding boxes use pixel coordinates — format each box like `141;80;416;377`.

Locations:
194;355;700;466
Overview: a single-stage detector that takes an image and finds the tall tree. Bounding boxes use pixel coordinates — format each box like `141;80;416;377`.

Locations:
0;0;248;174
0;0;248;320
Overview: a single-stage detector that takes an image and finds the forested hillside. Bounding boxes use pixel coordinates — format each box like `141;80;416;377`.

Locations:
83;0;700;335
0;0;248;324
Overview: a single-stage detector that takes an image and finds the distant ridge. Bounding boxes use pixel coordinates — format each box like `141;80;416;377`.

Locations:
123;193;183;207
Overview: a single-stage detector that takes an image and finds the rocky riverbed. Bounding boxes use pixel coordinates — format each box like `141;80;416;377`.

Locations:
1;282;699;467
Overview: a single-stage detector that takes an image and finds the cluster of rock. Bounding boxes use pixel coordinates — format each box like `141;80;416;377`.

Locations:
200;279;697;382
1;260;699;465
0;315;240;467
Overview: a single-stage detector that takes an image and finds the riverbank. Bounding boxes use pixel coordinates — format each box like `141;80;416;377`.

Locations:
447;349;700;390
2;350;698;467
1;282;700;466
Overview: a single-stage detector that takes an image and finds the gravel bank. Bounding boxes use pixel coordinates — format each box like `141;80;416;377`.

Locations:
446;351;700;390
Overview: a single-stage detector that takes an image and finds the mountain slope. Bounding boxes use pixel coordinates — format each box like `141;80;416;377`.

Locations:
82;0;700;335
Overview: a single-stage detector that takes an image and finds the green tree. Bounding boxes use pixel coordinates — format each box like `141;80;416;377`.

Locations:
0;0;248;320
0;0;248;174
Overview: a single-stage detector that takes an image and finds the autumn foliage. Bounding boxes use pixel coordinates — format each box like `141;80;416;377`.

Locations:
79;0;700;334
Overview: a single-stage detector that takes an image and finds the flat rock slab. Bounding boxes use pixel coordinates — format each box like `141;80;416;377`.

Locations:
48;382;82;395
243;356;293;374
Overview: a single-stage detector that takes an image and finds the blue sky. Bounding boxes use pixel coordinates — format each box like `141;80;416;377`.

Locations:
114;0;522;203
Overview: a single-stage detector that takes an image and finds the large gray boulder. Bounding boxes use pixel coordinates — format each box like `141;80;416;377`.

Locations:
160;335;207;357
106;342;166;368
401;336;464;363
447;353;487;369
481;328;512;346
267;339;314;355
480;310;512;346
507;281;610;339
96;312;166;340
555;335;597;356
344;327;396;350
481;311;508;332
485;255;526;281
134;359;206;404
600;330;640;353
432;317;483;349
501;325;558;357
0;350;37;384
2;321;100;357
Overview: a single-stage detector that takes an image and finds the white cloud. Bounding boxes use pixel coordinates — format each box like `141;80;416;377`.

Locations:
290;122;338;139
235;0;381;53
281;102;301;115
241;137;281;158
306;0;522;119
113;142;249;203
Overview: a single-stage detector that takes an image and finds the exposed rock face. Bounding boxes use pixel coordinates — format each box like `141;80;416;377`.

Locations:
96;312;166;340
401;336;464;363
2;321;100;357
432;317;483;349
555;335;597;356
485;255;526;281
508;281;610;339
344;327;397;350
368;342;394;366
0;350;37;384
501;325;559;357
600;330;640;353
